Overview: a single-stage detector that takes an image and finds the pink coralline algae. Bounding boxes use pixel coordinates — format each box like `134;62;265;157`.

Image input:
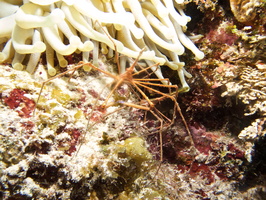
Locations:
188;122;245;183
76;88;106;123
149;120;246;185
189;162;215;184
189;122;217;155
205;27;239;46
65;128;82;156
3;88;35;118
87;106;107;122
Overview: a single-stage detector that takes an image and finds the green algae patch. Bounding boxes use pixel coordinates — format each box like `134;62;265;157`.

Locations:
51;88;71;105
119;189;162;200
120;137;152;164
0;85;9;92
74;109;85;121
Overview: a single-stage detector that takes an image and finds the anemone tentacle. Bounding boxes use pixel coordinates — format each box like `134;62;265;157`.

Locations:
0;0;204;91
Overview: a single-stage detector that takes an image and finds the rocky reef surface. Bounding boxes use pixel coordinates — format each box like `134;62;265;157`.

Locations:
0;0;266;199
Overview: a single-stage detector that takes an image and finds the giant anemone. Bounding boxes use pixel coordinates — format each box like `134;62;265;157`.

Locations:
0;0;204;91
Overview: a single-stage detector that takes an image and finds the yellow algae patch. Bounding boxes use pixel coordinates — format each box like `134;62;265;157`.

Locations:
51;88;71;105
122;137;152;164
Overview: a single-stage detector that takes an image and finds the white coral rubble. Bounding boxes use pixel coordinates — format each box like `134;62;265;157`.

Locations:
222;66;266;116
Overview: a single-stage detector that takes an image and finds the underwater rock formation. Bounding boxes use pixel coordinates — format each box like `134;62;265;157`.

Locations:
0;0;266;199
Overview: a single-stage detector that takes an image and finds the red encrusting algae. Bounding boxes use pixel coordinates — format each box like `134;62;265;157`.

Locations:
3;88;35;118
